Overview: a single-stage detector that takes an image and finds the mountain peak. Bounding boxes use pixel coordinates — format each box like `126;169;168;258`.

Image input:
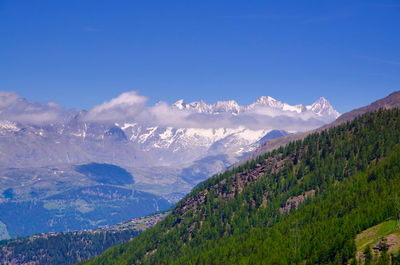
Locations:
172;99;185;110
214;100;240;114
308;97;340;119
254;96;278;105
315;96;328;103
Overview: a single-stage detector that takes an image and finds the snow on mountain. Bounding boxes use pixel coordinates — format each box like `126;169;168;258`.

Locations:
248;96;308;114
172;99;241;114
307;97;340;120
109;95;339;166
0;120;19;132
122;124;268;151
114;123;270;166
172;96;339;119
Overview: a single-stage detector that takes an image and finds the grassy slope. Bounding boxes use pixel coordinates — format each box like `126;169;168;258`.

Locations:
355;220;400;260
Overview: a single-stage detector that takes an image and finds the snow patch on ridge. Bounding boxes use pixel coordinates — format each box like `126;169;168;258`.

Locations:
0;120;19;131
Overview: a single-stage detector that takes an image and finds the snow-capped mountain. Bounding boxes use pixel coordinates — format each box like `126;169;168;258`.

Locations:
248;96;307;113
170;96;339;120
307;97;340;119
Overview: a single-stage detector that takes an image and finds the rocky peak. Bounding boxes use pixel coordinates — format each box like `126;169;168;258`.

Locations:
308;97;340;118
214;100;240;114
172;99;185;110
252;96;281;107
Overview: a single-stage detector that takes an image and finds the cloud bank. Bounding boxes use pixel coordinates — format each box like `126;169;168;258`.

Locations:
85;90;333;131
0;92;67;124
85;91;148;121
0;90;336;131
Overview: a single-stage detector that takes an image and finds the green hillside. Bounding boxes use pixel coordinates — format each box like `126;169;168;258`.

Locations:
0;212;167;265
82;109;400;265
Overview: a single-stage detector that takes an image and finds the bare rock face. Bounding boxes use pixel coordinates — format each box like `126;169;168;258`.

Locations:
279;190;315;214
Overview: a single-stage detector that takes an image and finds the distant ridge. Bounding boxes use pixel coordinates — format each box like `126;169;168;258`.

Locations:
171;96;339;119
238;91;400;165
331;91;400;125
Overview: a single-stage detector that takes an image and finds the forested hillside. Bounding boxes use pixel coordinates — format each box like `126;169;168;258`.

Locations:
0;229;138;265
82;109;400;264
0;212;167;265
83;109;400;264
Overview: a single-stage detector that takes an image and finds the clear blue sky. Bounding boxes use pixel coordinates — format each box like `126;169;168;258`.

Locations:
0;0;399;113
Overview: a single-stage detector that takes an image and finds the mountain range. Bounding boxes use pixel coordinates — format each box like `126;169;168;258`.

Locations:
0;91;339;239
0;93;339;169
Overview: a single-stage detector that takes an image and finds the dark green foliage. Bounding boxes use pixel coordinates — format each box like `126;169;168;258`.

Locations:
377;244;389;265
364;246;372;265
75;163;134;185
83;109;400;265
0;229;138;265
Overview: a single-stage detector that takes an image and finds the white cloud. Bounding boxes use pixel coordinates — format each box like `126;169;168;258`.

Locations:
0;90;334;131
0;91;66;124
85;91;148;122
83;90;331;132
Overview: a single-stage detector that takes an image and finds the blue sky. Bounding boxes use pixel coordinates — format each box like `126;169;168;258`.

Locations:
0;0;399;113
